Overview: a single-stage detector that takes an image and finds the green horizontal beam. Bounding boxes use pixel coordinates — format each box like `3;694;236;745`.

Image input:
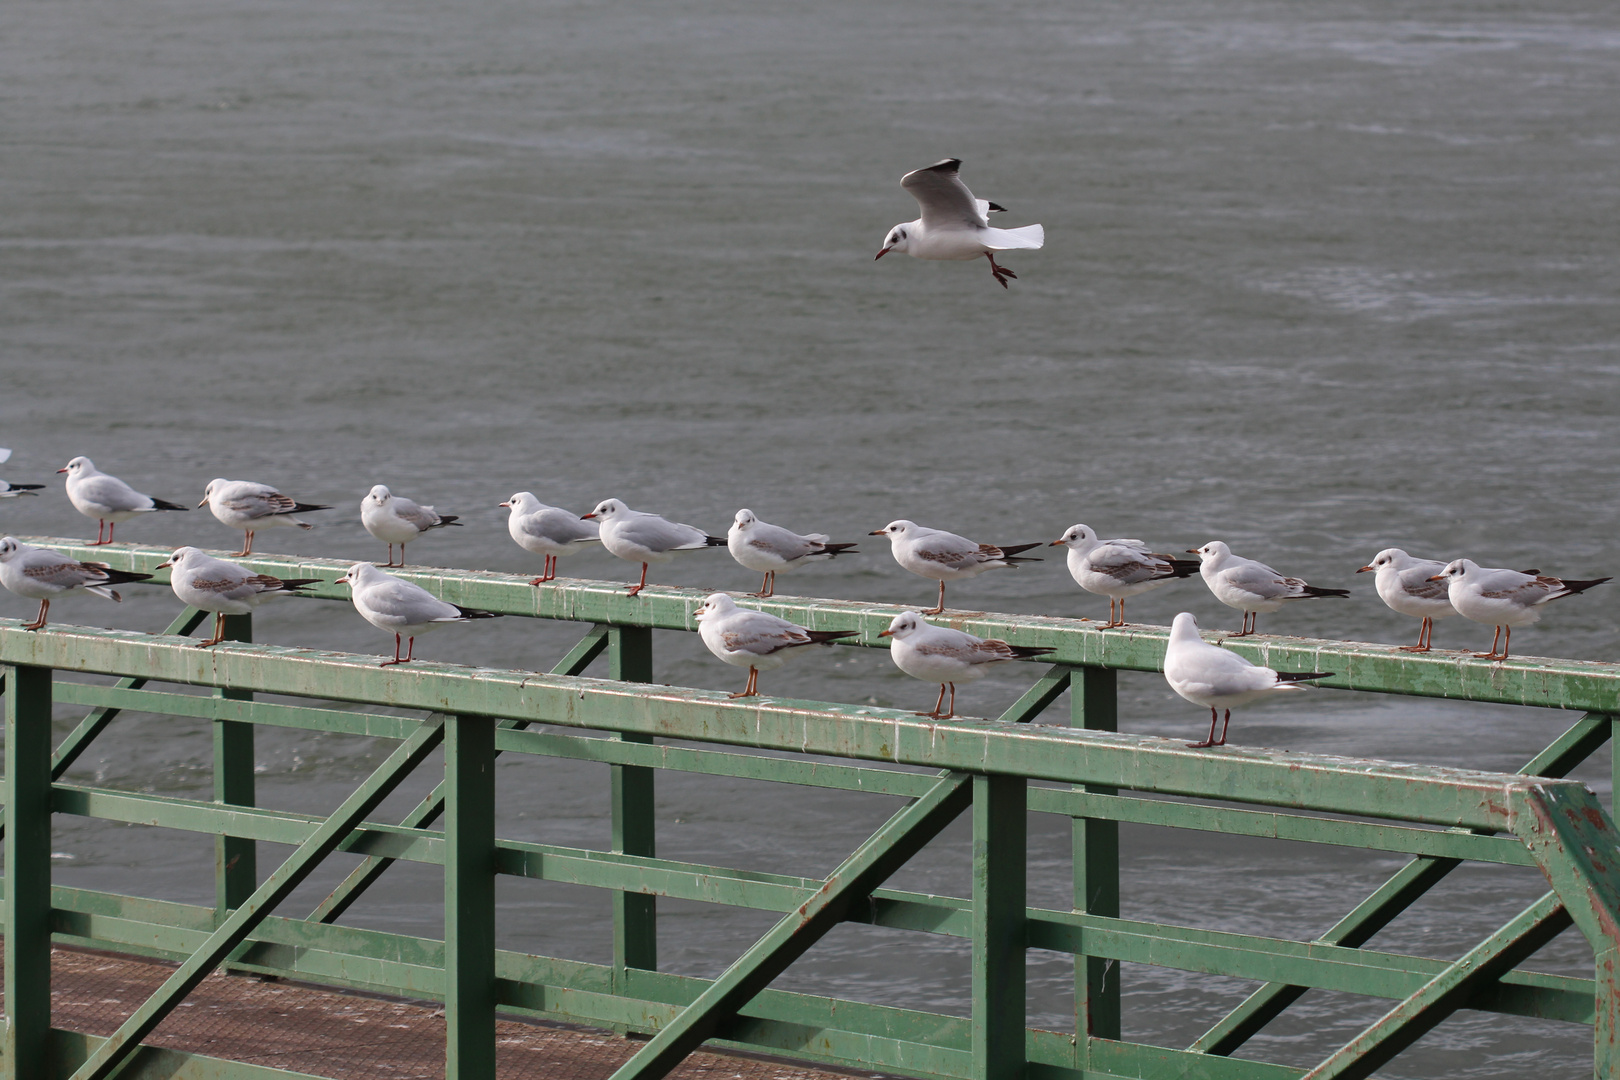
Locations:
1027;788;1536;865
1;622;1582;832
53;680;425;741
26;537;1620;714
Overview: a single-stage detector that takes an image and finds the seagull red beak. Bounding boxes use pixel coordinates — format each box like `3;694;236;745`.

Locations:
155;561;171;570
874;248;890;260
1186;549;1201;555
498;502;510;508
877;629;894;637
868;529;885;536
56;467;69;474
197;496;209;507
581;512;597;520
1356;565;1374;573
1049;539;1066;547
1427;574;1444;581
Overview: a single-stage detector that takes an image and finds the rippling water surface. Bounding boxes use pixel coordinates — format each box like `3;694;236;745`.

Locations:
5;0;1619;1074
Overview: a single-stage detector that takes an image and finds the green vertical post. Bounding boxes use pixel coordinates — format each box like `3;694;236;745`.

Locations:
972;773;1026;1080
5;665;54;1079
1072;665;1120;1067
215;613;256;922
445;714;497;1080
609;626;656;987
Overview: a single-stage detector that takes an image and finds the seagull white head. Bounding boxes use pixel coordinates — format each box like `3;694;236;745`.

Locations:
582;498;627;521
1358;547;1412;574
870;520;916;539
733;509;758;530
499;492;531;511
1169;611;1202;638
0;537;21;563
1051;524;1098;548
878;610;926;640
1189;541;1231;561
58;456;93;476
1431;558;1477;583
365;485;392;508
693;592;738;622
335;561;382;588
874;224;911;260
155;546;205;570
199;478;231;507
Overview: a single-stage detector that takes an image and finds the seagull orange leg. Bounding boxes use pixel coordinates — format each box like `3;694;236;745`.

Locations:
1188;707;1221;748
919;684;949;719
1474;626;1504;660
22;599;49;631
984;252;1017;288
923;581;946;616
1399;616;1433;652
233;531;255;558
626;563;649;597
198;612;227;648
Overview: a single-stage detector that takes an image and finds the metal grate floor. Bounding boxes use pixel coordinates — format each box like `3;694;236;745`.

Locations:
8;946;894;1080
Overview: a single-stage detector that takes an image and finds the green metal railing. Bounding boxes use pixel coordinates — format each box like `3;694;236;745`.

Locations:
2;538;1618;1080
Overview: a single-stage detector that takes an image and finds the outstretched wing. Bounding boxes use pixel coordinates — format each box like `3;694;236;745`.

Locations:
900;159;986;230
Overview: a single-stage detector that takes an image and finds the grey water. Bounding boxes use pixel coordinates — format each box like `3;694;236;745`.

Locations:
4;0;1619;1073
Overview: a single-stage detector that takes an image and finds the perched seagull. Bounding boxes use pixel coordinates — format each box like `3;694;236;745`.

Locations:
0;480;44;499
200;479;331;557
336;562;500;666
1163;612;1333;748
870;520;1040;615
157;546;322;647
581;499;725;596
727;509;857;597
875;159;1045;288
693;592;857;697
1051;524;1201;627
361;485;460;568
1190;541;1350;636
1431;559;1609;661
501;492;600;584
0;536;153;630
1357;548;1456;652
879;610;1053;720
59;456;188;545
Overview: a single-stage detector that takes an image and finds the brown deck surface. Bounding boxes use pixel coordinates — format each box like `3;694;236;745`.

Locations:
13;946;895;1080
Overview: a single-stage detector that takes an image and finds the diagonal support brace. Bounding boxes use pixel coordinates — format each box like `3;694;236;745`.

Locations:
606;770;974;1080
309;625;610;923
68;715;446;1080
995;664;1071;725
1192;709;1610;1055
1301;891;1570;1080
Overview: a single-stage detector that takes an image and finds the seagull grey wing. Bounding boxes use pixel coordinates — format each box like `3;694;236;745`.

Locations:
749;523;825;561
900;159;985;230
624;516;709;552
1224;561;1294;598
1397;565;1451;601
915;534;984;571
225;490;297;519
722;623;812;657
1088;546;1166;586
394;500;441;530
535;509;600;544
971;639;1020;663
23;556;105;589
81;474;149;512
1481;575;1553;602
368;579;461;622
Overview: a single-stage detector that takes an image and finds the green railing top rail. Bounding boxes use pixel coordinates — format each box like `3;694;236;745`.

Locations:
18;537;1620;715
0;618;1592;834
